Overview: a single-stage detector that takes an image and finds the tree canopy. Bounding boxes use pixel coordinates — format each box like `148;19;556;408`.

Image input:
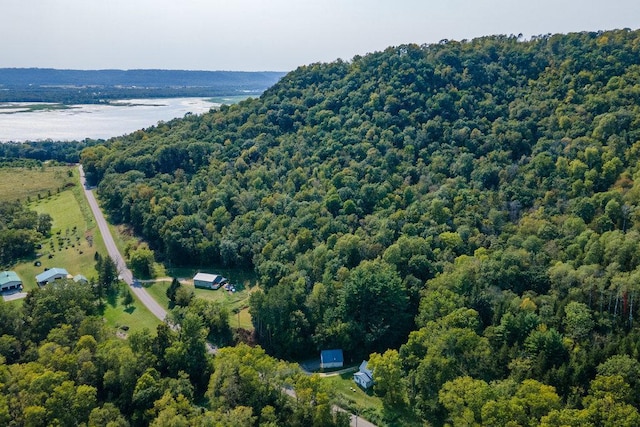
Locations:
6;28;639;424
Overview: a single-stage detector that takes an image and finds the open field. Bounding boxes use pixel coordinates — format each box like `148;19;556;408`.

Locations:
102;286;161;334
0;164;76;203
3;166;159;334
15;180;106;290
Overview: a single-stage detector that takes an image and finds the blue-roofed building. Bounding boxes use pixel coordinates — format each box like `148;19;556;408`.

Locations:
36;268;70;286
320;349;344;369
0;271;22;292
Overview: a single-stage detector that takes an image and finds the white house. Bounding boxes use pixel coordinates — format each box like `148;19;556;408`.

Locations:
0;271;22;292
36;268;70;286
193;272;228;290
353;360;374;389
320;349;344;369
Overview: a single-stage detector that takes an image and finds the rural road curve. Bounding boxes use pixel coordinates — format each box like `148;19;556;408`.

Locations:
79;165;167;321
80;165;374;426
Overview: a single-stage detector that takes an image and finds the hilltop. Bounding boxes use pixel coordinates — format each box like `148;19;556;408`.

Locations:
2;28;640;425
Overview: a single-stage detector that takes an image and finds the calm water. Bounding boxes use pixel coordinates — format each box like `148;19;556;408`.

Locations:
0;98;222;142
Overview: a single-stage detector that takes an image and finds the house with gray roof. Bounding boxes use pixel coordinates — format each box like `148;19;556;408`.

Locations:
73;274;89;284
193;272;228;290
36;268;70;286
353;360;374;389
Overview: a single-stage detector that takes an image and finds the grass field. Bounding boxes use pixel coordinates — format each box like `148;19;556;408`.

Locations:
3;165;160;335
0;164;76;203
14;180;107;290
142;278;255;330
102;286;161;334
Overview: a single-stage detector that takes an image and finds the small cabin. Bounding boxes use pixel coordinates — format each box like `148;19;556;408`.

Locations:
193;272;228;290
320;349;344;369
353;360;374;389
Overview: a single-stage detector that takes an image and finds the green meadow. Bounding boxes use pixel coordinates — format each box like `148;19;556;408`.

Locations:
101;286;161;335
0;164;76;203
17;176;105;290
2;165;160;333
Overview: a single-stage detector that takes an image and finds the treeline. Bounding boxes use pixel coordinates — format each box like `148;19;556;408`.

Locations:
77;29;640;424
0;279;348;426
0;140;99;163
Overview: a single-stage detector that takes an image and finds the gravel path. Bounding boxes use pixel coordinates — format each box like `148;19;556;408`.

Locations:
80;165;374;425
79;165;167;321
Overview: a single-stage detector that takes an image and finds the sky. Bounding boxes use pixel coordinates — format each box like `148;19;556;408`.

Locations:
2;0;639;72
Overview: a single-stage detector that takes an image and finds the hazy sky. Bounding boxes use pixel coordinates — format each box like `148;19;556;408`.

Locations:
2;0;639;71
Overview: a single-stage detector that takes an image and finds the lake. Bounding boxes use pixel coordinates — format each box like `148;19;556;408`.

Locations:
0;97;231;142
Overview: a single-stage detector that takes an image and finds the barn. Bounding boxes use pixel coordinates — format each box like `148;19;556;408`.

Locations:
0;271;22;292
193;272;228;290
35;268;70;286
320;349;344;369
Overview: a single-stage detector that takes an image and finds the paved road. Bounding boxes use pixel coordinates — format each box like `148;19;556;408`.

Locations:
80;165;374;426
2;291;27;302
79;165;167;321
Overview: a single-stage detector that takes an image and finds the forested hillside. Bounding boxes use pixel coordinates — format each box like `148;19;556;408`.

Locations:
80;29;640;424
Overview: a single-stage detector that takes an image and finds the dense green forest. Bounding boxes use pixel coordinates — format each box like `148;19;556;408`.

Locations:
0;279;348;426
3;28;640;425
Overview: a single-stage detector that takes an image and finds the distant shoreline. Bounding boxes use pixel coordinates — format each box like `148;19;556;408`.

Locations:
0;68;285;104
0;97;226;143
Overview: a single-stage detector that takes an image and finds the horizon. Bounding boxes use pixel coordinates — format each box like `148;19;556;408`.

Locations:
2;1;638;71
3;25;639;74
0;67;287;72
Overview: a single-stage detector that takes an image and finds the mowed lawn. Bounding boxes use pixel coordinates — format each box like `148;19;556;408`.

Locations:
102;287;161;334
4;167;161;334
323;372;423;427
0;164;76;203
15;185;105;290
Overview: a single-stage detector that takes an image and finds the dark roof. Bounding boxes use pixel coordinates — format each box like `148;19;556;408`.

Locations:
321;349;344;363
